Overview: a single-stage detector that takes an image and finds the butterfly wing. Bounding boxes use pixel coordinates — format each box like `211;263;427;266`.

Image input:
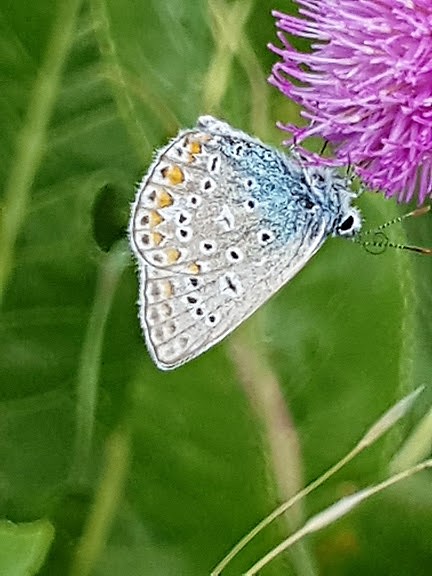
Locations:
130;117;330;369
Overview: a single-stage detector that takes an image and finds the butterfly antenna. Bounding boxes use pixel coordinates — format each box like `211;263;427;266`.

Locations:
357;230;387;255
361;235;432;256
361;205;431;236
358;206;432;256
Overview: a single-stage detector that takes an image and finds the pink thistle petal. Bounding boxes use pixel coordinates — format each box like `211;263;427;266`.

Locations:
269;0;432;203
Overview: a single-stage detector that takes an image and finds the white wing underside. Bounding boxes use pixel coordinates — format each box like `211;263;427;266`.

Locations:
138;224;326;369
129;119;328;369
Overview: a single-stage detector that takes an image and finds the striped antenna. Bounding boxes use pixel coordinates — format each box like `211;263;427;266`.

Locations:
356;206;432;256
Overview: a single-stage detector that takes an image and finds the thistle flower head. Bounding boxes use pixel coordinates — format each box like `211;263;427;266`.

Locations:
269;0;432;203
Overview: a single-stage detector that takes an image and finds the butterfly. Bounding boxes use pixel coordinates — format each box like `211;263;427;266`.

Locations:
129;116;361;370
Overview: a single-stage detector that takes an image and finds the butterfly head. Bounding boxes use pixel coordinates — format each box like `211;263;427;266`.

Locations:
303;164;362;239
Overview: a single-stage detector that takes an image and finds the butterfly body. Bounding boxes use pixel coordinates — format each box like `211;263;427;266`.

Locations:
129;116;361;370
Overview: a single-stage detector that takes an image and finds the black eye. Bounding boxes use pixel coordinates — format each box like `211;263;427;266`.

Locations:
339;215;354;231
303;198;315;210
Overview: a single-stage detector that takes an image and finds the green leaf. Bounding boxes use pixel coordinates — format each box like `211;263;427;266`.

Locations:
0;520;54;576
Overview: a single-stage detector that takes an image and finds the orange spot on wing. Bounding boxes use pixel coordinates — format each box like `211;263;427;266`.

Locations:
163;281;174;297
187;139;203;163
149;210;164;227
157;190;174;208
151;232;164;246
188;262;201;275
166;248;181;263
161;165;185;185
189;140;202;155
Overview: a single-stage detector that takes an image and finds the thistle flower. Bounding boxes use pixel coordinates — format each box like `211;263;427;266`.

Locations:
269;0;432;204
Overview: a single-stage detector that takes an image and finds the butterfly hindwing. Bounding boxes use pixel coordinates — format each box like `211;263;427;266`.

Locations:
138;222;327;369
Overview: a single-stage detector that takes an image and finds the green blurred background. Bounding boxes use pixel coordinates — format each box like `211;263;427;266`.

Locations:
0;1;431;574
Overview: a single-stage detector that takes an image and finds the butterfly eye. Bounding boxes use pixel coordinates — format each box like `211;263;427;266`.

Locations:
339;215;354;232
337;210;361;237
